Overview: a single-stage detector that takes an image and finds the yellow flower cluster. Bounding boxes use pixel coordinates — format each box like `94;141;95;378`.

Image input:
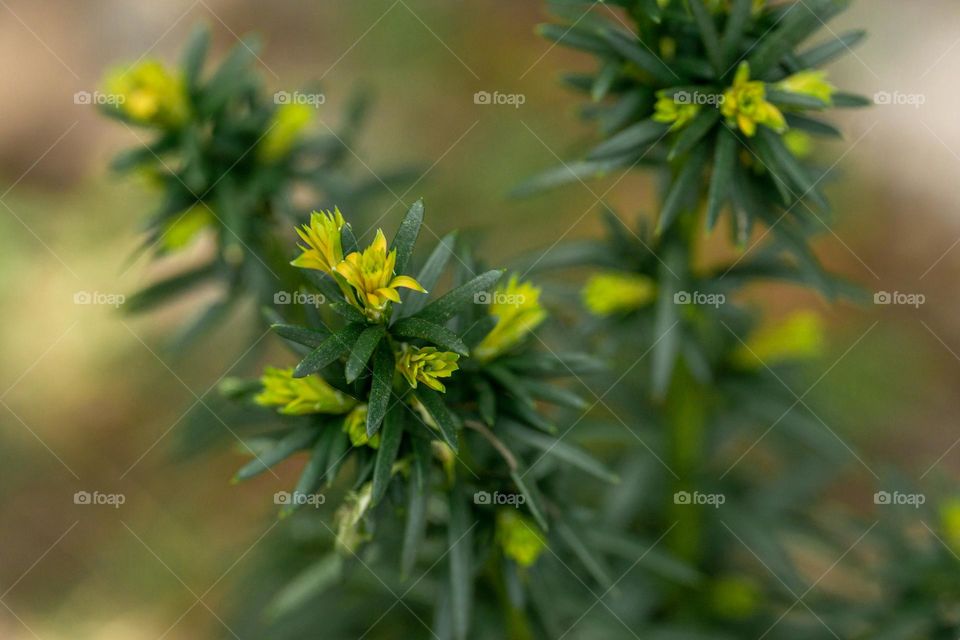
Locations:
721;63;786;137
582;271;656;317
255;367;356;415
474;275;547;362
335;230;427;320
291;211;427;321
104;61;189;128
396;345;461;392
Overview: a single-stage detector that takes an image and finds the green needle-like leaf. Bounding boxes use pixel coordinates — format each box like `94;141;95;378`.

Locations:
293;323;364;378
414;270;503;324
391;198;424;275
371;405;404;506
345;325;386;383
365;341;396;437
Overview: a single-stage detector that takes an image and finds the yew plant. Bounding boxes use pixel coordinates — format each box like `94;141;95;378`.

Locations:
101;3;960;639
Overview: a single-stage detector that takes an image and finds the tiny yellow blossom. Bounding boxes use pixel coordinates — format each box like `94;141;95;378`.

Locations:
104;60;189;128
653;95;702;131
582;271;657;316
258;103;314;162
496;510;546;567
397;345;460;393
721;63;787;137
474;275;547;362
291;209;346;275
161;205;214;251
778;70;835;106
783;130;813;158
255;367;356;415
733;311;824;368
336;229;426;320
343;405;380;449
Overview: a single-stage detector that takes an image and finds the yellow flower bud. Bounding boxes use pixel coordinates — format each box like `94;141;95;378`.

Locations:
496;510;546;567
258;103;314;162
733;311;824;368
653;95;702;131
778;70;835;106
721;63;786;137
291;208;347;276
343;405;380;449
783;130;813;159
396;345;460;393
103;60;189;128
582;271;656;316
254;367;356;415
474;275;547;362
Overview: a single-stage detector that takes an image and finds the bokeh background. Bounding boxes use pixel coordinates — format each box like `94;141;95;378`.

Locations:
1;1;958;637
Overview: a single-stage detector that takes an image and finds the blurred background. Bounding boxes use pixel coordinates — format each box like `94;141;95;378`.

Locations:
0;1;958;637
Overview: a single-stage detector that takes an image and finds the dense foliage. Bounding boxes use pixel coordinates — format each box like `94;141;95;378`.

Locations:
101;3;960;639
